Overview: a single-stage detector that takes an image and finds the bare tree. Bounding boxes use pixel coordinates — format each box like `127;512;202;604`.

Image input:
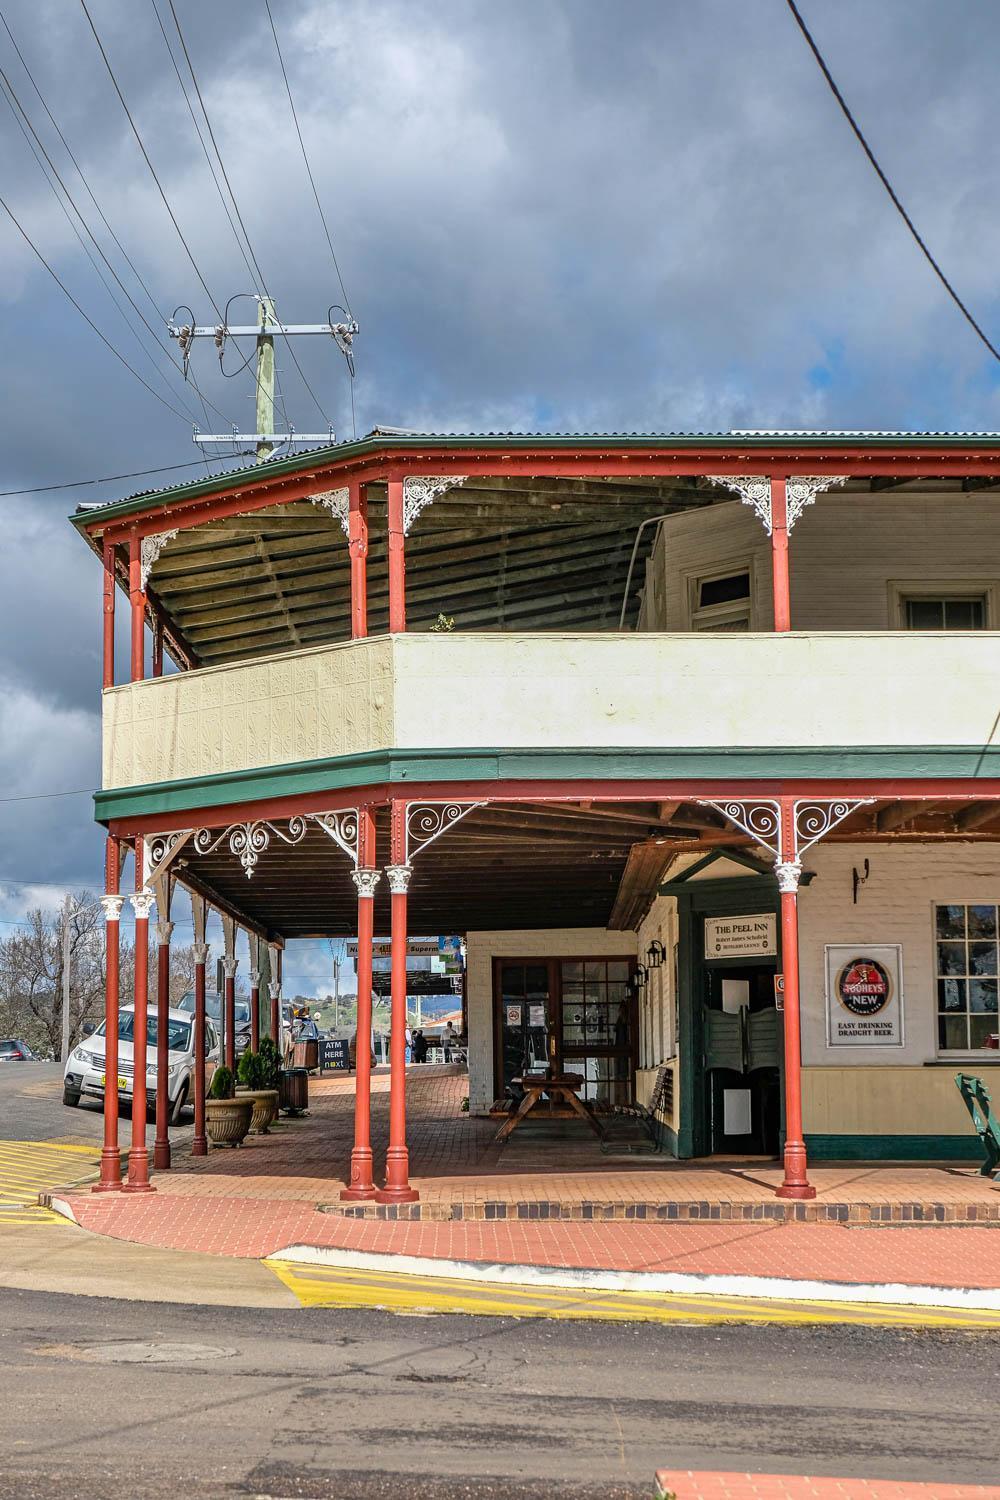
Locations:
0;893;111;1059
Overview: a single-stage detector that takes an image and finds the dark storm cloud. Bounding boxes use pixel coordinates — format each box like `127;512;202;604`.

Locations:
1;0;998;912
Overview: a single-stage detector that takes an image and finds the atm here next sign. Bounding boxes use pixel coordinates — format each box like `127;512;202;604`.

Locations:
704;913;777;959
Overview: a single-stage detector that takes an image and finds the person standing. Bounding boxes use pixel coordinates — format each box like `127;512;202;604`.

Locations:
442;1020;457;1062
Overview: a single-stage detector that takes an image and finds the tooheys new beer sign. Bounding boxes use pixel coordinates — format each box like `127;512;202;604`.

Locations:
824;944;904;1047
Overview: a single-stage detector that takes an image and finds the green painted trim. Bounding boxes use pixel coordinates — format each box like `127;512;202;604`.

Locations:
805;1133;982;1163
95;741;1000;822
655;1120;679;1158
70;430;1000;526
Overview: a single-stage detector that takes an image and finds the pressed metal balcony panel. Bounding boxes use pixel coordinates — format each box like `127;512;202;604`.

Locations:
102;631;1000;792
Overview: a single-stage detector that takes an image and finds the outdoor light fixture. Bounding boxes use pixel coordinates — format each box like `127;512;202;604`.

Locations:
635;962;649;989
646;939;666;969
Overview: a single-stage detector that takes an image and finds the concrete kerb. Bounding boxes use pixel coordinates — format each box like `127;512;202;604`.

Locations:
268;1241;1000;1314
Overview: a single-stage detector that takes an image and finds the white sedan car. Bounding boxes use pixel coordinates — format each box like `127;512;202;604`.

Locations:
63;1005;219;1124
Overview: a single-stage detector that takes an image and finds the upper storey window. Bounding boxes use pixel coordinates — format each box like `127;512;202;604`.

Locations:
691;568;751;632
904;595;986;630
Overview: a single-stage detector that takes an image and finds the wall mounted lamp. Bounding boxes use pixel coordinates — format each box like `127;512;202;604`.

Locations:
646;939;666;969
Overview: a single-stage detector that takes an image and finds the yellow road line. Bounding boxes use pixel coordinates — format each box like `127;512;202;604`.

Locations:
264;1259;1000;1329
0;1206;65;1227
0;1139;100;1205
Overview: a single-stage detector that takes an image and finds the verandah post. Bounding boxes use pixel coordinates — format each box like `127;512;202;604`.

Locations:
775;793;815;1200
153;890;173;1171
191;893;208;1158
124;837;155;1193
128;529;145;681
348;479;368;639
342;807;379;1201
387;478;406;633
249;933;261;1053
102;539;116;690
770;478;792;632
378;799;418;1203
94;835;123;1192
268;945;281;1045
222;922;238;1073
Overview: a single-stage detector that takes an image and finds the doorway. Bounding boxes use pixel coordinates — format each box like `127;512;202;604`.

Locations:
703;963;781;1155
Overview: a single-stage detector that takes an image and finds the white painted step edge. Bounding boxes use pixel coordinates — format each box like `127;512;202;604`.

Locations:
269;1242;1000;1313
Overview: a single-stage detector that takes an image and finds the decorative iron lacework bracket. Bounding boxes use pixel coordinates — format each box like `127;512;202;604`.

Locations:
785;476;848;531
139;529;179;589
311;810;361;865
144;830;194;888
402;476;468;535
706;476;772;533
308;487;350;538
403;801;486;863
192;817;308;879
697;797;875;892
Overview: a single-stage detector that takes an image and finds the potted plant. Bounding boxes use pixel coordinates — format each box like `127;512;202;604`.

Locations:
205;1066;253;1147
236;1048;279;1134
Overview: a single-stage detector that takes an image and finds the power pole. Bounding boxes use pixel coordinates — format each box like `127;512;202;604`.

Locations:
61;896;72;1062
333;952;341;1031
169;298;357;460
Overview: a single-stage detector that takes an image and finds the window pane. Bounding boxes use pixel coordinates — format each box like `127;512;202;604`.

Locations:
524;965;548;996
584;961;605;981
607;982;628;1005
968;905;997;939
562;961;583;981
939;1013;968;1049
502;967;525;997
585;1005;612;1041
585;982;606;1003
938;978;966;1011
971;1015;999;1048
699;572;750;607
937;942;967;976
969;942;998;976
970;979;999;1014
906;599;944;629
944;598;985;629
561;1002;585;1044
562;983;584;1002
608;961;630;981
936;905;966;939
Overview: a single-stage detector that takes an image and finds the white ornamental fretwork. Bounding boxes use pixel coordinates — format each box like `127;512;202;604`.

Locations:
308;487;350;538
139;529;179;589
785;476;848;532
100;894;126;923
130;890;156;920
697;797;876;886
311;810;360;865
192;817;308;879
385;863;412;895
352;867;381;899
706;475;772;533
405;801;485;862
402;475;468;535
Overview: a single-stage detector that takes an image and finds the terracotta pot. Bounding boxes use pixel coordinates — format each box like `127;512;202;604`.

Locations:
237;1087;279;1134
205;1096;253;1147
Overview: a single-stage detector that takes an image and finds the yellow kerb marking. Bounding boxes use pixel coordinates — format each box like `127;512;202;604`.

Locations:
263;1259;1000;1329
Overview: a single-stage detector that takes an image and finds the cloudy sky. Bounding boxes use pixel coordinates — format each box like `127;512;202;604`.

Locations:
1;0;999;994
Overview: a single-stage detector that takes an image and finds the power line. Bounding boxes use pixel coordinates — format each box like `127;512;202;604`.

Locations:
0;788;94;803
0;189;193;423
263;0;352;319
78;0;224;324
165;0;333;428
785;0;1000;365
0;457;242;499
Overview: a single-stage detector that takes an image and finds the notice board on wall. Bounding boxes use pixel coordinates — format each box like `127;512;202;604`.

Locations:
824;945;904;1047
704;913;777;959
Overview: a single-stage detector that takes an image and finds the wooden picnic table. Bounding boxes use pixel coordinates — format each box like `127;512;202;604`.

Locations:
494;1071;603;1143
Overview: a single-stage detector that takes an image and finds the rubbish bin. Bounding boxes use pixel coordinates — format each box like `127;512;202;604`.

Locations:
280;1067;309;1116
293;1038;319;1072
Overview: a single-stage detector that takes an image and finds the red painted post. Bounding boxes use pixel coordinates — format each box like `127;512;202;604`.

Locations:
269;948;280;1044
770;479;792;633
94;836;123;1192
250;960;261;1053
124;839;155;1192
153;914;173;1170
128;531;145;681
378;801;418;1203
387;479;406;633
224;957;237;1072
349;480;368;639
342;808;379;1201
775;794;815;1200
191;939;208;1157
102;539;116;690
152;619;164;678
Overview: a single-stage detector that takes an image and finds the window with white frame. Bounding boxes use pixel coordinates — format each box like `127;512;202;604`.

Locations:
935;903;1000;1050
689;566;752;632
890;582;992;631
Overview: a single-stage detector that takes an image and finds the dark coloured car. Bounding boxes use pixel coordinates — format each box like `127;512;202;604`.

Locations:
0;1039;39;1062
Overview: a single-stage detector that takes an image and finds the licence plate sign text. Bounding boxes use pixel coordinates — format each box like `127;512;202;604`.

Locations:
101;1074;128;1091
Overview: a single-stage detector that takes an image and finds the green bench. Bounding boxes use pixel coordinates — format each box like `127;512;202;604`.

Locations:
955;1073;1000;1178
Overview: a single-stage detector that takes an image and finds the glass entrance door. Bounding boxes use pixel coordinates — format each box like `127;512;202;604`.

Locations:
496;961;552;1098
559;959;635;1107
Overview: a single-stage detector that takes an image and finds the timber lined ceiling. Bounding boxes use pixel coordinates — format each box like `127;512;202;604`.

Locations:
130;476;734;667
168;797;1000;941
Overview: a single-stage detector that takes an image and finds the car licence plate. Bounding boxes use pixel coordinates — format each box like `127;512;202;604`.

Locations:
101;1073;128;1091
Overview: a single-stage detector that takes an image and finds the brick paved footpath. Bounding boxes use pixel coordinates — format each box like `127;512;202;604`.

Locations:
655;1473;1000;1499
54;1072;1000;1282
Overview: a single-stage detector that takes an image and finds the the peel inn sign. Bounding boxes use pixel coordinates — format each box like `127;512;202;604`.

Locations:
704;914;777;959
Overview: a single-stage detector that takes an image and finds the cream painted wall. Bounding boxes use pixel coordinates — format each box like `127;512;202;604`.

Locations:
464;927;638;1115
106;626;1000;790
640;491;1000;632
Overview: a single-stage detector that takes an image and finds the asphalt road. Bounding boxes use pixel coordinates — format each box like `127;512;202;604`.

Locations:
0;1062;192;1148
1;1288;999;1498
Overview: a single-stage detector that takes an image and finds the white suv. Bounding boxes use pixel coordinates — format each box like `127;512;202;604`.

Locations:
63;1005;219;1125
